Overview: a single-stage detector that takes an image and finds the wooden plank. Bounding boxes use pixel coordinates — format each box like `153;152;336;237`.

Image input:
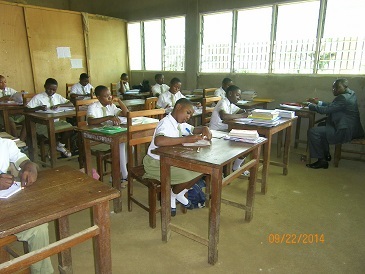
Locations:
170;224;208;246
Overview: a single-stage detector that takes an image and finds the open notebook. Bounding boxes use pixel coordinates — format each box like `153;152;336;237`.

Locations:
0;182;22;199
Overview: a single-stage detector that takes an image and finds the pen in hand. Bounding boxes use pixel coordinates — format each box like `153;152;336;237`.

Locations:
185;128;193;135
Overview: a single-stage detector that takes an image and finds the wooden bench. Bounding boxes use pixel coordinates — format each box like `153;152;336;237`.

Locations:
334;138;365;167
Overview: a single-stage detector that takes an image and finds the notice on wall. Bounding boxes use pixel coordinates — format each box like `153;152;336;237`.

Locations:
70;59;83;69
56;47;71;58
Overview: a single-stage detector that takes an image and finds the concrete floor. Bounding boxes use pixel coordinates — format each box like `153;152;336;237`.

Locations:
9;147;365;273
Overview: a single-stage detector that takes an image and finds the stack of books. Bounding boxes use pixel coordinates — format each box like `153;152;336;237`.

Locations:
248;109;281;126
275;109;295;118
226;129;263;143
240;90;257;100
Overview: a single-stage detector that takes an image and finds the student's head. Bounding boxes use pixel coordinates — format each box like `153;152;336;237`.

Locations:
169;77;182;95
120;73;129;82
155;74;164;85
172;98;194;123
226;85;241;104
95;85;112;106
222;78;233;91
0;75;6;90
44;78;58;97
79;73;90;86
332;78;348;96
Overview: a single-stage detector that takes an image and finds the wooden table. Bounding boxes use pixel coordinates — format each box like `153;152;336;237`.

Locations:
227;117;296;194
235;98;275;110
24;110;76;168
122;92;151;100
0;103;24;134
122;99;145;111
153;137;266;265
0;165;120;273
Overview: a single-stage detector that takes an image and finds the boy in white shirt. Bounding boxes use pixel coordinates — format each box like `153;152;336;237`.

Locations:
151;74;169;97
87;85;129;184
210;85;249;173
70;73;94;99
26;78;74;157
214;78;233;99
0;137;54;274
157;77;185;109
143;98;212;216
116;73;130;96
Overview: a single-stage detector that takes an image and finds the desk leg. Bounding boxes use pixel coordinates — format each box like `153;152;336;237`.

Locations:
306;115;316;164
261;134;272;194
55;216;73;273
111;139;122;213
283;126;293;175
208;167;222;265
83;137;92;177
276;131;283;158
2;110;11;134
160;157;171;242
245;145;261;221
294;117;301;149
26;117;38;163
48;120;57;168
93;201;112;274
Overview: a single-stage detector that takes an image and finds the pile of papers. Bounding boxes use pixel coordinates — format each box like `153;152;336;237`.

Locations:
279;102;303;110
240;90;257;100
249;109;279;120
118;116;159;125
225;129;265;144
275;109;295;118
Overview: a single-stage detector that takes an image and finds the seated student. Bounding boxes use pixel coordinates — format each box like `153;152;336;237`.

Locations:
70;73;94;99
156;77;185;109
214;78;233;99
87;85;129;184
0;137;54;274
143;98;212;216
0;75;27;141
26;78;74;158
151;74;169;97
116;73;130;96
210;85;249;173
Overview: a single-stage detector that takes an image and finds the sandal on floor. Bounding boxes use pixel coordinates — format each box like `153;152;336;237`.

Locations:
171;208;176;217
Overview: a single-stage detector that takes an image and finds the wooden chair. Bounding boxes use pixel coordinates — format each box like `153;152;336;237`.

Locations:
110;83;118;96
0;235;30;273
203;88;217;98
126;108;165;228
334;138;365;167
65;83;75;99
75;98;112;182
22;93;35;107
202;96;221;126
144;97;158;110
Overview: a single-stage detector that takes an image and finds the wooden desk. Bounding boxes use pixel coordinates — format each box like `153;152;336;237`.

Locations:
122;99;145;111
236;98;275;110
153;137;266;265
227;117;296;194
24;110;76;168
0;166;120;273
0;103;24;134
185;94;203;102
122;92;151;100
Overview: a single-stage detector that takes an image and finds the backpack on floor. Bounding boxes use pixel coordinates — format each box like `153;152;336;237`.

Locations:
188;179;206;208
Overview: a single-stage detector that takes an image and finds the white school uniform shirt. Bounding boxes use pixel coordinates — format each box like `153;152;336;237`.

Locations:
70;83;93;95
157;91;185;109
0;137;29;173
86;101;121;124
116;81;130;95
214;87;226;98
209;97;240;131
147;113;194;160
0;87;18;98
151;83;169;97
26;92;69;108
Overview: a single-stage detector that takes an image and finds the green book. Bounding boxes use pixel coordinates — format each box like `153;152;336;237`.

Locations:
89;126;127;134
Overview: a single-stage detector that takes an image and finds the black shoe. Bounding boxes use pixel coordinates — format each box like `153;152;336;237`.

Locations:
325;152;331;162
306;160;329;169
171;208;176;217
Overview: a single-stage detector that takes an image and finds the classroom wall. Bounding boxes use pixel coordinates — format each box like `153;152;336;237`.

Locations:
0;1;128;97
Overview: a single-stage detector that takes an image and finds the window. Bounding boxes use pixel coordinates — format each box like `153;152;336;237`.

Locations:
127;16;185;71
235;7;272;73
200;12;233;73
127;23;142;70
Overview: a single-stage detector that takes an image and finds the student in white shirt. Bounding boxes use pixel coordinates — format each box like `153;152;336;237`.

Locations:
87;85;129;183
116;73;130;96
151;74;169;97
26;78;74;157
214;77;233;99
0;137;54;274
0;75;27;141
210;85;249;173
157;77;185;109
70;73;94;98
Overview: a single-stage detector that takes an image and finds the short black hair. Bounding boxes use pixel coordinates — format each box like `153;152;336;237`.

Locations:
334;78;348;88
173;98;193;110
155;74;163;80
94;85;108;97
121;73;128;78
80;73;89;80
226;85;240;94
170;77;181;86
222;78;232;85
45;78;58;86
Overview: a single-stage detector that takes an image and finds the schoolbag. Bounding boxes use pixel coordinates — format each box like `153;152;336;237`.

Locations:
188;179;206;208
